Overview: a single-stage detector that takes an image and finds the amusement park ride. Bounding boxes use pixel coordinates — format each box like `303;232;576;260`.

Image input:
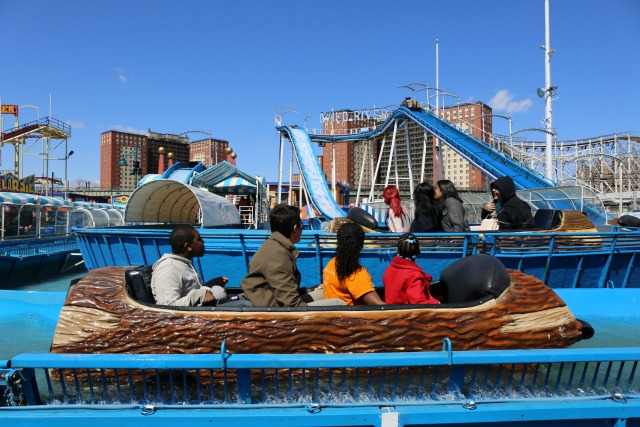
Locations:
0;102;72;197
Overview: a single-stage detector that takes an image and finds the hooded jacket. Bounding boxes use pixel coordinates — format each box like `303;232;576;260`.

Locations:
382;256;440;305
150;253;211;306
481;176;535;230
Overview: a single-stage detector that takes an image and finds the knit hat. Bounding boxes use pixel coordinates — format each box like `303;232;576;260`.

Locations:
397;233;420;258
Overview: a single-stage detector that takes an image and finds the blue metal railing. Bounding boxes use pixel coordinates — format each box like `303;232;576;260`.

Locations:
1;116;71;140
2;346;640;408
0;236;77;258
73;227;640;289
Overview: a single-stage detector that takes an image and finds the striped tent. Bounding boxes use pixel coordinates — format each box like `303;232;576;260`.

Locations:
213;176;256;194
38;196;73;207
191;161;263;196
0;192;72;207
0;192;38;204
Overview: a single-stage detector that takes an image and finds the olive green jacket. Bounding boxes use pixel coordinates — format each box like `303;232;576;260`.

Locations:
240;231;307;307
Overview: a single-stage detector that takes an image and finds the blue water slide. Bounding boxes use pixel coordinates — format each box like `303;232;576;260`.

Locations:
310;107;556;191
278;126;346;220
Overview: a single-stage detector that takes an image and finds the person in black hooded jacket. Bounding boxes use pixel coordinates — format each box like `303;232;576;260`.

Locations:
480;176;535;230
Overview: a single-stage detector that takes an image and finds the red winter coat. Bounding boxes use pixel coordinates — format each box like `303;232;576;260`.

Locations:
382;256;440;305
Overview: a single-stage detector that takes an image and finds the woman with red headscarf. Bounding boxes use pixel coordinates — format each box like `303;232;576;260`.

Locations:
383;185;410;233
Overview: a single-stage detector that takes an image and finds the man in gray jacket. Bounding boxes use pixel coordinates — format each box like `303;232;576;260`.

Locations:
240;204;344;307
151;224;236;306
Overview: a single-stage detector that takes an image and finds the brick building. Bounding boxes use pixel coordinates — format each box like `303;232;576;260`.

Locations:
100;129;230;191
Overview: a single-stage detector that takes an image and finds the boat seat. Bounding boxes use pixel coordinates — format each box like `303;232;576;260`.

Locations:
435;254;510;304
618;215;640;227
533;209;563;230
125;266;155;304
347;207;379;230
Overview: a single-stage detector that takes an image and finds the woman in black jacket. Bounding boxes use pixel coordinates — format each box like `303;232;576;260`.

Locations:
481;176;535;230
410;182;442;233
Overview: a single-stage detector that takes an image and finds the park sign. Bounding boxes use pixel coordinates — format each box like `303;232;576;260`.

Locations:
1;105;18;115
1;173;35;193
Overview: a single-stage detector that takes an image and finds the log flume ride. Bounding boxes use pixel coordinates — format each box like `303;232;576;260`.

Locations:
50;254;593;355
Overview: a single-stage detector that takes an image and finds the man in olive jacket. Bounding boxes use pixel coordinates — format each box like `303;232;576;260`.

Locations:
240;204;344;307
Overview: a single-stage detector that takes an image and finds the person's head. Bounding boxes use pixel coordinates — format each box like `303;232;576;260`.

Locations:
170;224;204;259
489;176;516;202
436;179;463;203
397;233;420;259
270;204;303;243
383;185;403;217
413;182;439;216
335;222;365;282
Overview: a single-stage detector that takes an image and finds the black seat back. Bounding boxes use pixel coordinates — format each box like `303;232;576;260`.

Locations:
618;215;640;227
347;207;378;230
125;266;155;304
533;209;563;230
438;254;510;304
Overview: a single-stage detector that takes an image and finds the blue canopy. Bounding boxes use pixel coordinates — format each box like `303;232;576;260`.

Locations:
0;192;72;206
213;176;256;194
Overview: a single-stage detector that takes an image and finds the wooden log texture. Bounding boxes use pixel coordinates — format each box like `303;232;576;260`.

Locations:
51;267;586;355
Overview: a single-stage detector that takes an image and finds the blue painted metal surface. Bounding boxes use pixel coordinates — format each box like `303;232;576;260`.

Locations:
277;126;347;220
2;347;640;425
309;106;555;190
0;236;83;288
74;226;640;290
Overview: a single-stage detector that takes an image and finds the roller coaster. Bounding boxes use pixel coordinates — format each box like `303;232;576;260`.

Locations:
276;102;639;223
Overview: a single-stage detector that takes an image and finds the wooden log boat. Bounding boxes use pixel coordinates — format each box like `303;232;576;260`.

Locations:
50;254;593;355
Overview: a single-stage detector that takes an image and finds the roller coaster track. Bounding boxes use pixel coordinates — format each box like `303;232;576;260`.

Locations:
309;106;555;190
0;117;71;145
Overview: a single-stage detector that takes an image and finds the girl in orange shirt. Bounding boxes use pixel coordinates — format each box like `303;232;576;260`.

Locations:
323;222;386;306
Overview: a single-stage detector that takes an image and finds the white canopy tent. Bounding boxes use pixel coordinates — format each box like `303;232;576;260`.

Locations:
124;179;241;227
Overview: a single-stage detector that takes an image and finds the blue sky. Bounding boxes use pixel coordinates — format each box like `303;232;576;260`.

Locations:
1;0;639;185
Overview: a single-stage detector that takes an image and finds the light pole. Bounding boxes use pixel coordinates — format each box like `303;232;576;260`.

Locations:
304;115;313;131
469;113;513;148
117;143;141;191
537;0;557;181
64;150;74;200
511;127;557;180
47;150;74;198
275;105;299;204
179;130;214;166
426;91;460;181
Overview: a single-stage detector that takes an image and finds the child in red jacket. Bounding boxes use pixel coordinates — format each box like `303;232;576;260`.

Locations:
383;233;440;305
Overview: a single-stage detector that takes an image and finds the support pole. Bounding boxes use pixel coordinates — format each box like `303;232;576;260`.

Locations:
277;133;284;204
544;0;554;180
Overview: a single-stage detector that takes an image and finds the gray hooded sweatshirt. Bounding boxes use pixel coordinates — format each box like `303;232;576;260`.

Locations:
150;253;211;306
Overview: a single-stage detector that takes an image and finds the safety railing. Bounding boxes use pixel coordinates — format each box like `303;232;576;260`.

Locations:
0;236;77;258
2;343;640;408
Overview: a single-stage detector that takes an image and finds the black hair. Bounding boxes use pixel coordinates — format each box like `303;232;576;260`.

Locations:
335;222;365;283
437;179;464;203
270;204;301;238
170;224;197;254
413;182;440;217
397;233;420;259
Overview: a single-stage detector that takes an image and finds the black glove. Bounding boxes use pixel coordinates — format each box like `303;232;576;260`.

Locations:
206;276;229;287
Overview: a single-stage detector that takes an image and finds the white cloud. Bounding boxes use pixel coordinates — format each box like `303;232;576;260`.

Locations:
65;119;86;130
116;68;129;83
111;125;147;135
489;89;533;114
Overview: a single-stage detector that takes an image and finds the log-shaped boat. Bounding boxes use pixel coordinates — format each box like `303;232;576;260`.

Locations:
50;254;593;354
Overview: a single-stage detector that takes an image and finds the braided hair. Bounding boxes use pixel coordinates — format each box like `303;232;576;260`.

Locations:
335;222;365;283
397;233;421;259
